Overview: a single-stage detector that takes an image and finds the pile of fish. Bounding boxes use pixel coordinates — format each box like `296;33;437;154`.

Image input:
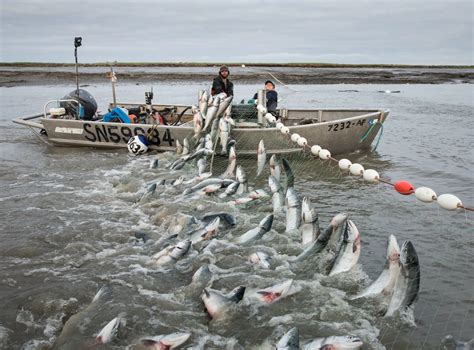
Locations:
50;93;424;349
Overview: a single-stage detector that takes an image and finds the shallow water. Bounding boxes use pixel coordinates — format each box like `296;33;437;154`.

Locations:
0;82;473;349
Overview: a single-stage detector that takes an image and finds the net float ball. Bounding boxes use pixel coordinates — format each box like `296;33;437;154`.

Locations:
276;122;284;130
257;104;267;114
394;181;414;195
319;149;331;160
338;158;352;171
310;145;322;156
281;126;290;134
437;194;462;210
265;114;275;123
363;169;380;182
290;133;301;143
297;137;307;147
349;163;364;176
414;187;437;202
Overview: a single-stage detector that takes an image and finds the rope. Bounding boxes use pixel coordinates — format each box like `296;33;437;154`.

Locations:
360;121;378;142
241;65;299;101
460;206;474;212
264;70;299;92
145;124;158;143
359;121;384;151
323;151;473;211
282;126;474;212
373;123;384;151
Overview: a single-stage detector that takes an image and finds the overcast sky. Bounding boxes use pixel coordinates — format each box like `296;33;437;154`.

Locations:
0;0;472;64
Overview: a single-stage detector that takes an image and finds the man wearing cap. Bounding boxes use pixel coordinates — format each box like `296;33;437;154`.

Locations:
253;80;278;115
211;65;234;97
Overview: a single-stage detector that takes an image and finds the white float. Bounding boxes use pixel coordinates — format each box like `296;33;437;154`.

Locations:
256;104;267;114
310;145;322;156
297;137;307;147
319;149;331;160
281;126;290;134
363;169;380;182
276;122;284;130
349;163;364;176
437;194;462;210
414;187;437;203
290;133;301;143
338;158;352;171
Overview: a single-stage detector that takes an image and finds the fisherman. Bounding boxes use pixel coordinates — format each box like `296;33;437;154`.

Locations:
211;65;234;97
253;80;278;115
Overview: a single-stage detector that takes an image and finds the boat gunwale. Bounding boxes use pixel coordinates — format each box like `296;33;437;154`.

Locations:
13;109;386;132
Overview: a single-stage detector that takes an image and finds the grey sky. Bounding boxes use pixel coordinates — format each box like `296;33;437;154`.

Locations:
0;0;472;64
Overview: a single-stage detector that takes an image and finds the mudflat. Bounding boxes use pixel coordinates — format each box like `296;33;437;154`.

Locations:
1;64;473;86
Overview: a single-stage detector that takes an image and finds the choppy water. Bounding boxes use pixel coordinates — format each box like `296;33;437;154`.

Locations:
0;81;473;349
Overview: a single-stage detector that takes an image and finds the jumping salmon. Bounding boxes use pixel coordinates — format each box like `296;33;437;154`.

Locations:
301;197;320;245
351;234;400;300
328;220;361;276
385;240;420;317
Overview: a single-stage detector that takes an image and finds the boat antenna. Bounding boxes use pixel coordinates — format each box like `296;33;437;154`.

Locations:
74;37;82;96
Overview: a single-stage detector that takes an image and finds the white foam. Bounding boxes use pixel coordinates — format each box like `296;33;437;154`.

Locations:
0;325;11;348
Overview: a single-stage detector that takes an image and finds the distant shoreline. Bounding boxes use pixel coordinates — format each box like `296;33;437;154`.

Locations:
1;64;473;86
1;62;473;69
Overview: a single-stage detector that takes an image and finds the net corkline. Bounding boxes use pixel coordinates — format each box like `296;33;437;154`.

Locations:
262;110;473;213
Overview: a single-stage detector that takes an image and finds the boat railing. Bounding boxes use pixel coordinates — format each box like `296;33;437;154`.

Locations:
12;113;44;129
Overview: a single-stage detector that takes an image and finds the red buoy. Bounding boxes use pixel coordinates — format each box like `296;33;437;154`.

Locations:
394;181;414;195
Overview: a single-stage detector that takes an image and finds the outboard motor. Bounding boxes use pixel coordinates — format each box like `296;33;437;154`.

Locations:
60;89;98;120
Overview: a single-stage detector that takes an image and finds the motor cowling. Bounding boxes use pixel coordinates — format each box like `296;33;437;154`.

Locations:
60;89;98;120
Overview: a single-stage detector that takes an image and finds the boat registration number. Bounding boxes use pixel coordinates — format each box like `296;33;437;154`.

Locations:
327;119;366;132
83;123;175;146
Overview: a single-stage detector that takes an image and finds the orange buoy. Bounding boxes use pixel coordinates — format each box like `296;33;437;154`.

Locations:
394;181;414;195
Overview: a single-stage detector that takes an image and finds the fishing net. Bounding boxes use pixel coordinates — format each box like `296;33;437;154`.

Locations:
230;103;258;121
2;82;472;350
174;91;473;349
233;137;473;349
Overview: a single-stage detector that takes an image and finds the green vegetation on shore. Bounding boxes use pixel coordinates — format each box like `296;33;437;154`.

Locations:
1;62;472;69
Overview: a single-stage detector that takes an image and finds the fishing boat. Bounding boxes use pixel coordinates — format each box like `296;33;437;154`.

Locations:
13;99;388;155
12;38;388;155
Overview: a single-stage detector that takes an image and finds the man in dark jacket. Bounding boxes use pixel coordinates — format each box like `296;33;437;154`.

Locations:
253;80;278;114
211;65;234;96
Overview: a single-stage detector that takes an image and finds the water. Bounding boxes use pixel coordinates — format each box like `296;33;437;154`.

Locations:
0;81;473;349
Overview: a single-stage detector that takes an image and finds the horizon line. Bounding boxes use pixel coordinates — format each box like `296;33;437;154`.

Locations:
1;62;473;69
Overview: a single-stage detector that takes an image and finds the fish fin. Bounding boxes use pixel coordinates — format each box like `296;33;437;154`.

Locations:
320;345;335;350
141;339;159;346
92;285;112;303
228;286;246;302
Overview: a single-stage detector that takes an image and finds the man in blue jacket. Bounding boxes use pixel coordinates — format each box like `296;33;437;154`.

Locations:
211;65;234;97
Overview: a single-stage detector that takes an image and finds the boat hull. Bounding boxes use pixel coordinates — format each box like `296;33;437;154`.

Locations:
14;108;388;155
